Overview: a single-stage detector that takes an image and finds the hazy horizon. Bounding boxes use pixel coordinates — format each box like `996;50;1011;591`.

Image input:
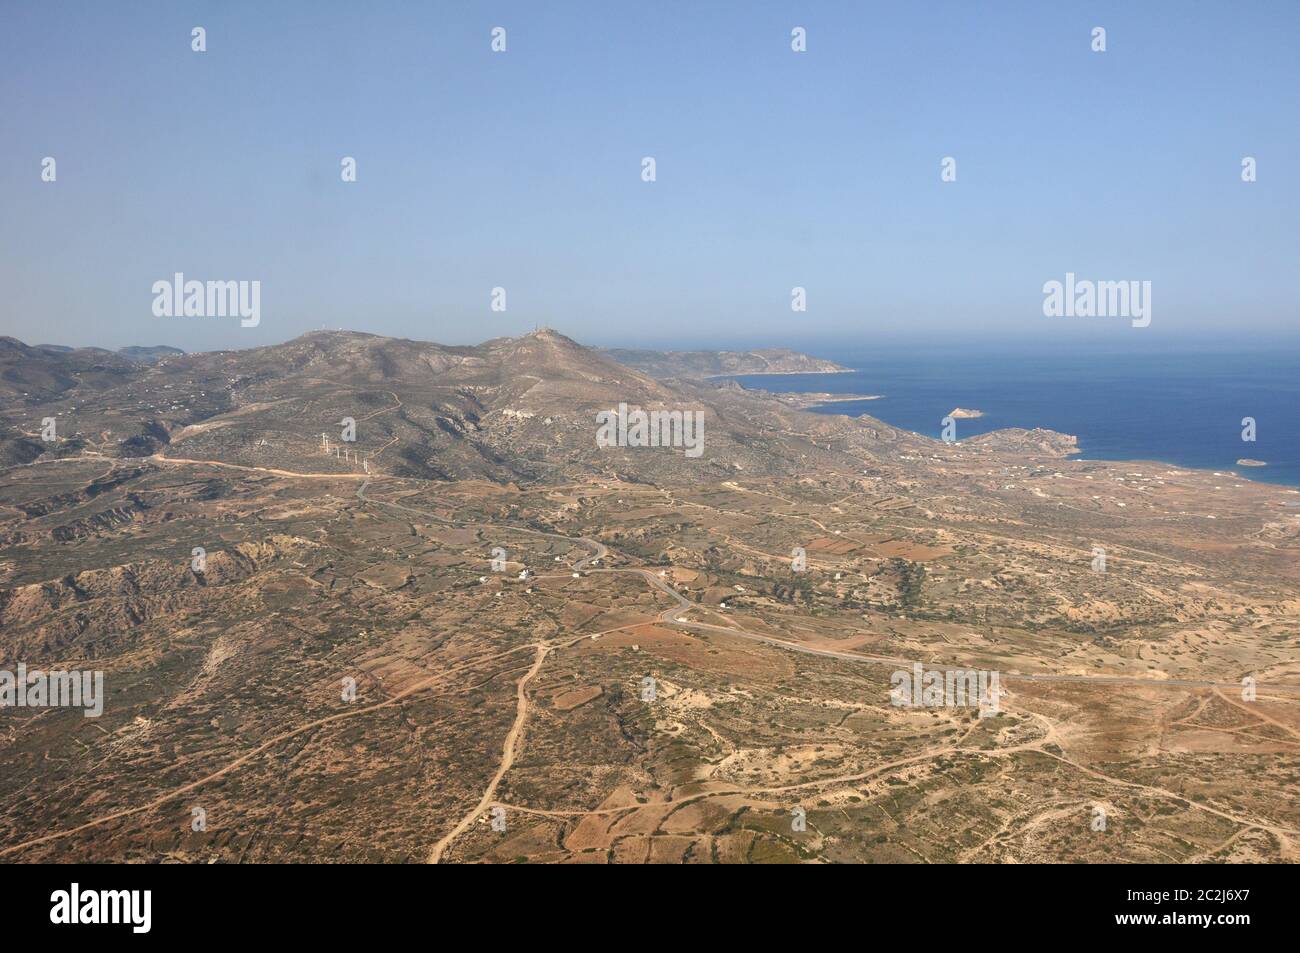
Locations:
8;323;1300;360
3;1;1298;352
3;2;1300;882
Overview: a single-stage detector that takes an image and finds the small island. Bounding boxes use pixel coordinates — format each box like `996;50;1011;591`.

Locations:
1236;458;1267;467
947;407;985;419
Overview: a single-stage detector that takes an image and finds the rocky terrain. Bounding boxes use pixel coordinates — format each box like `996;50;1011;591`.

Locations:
598;346;850;379
1;330;1296;864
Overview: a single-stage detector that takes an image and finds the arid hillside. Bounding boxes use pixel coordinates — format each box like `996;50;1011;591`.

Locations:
1;330;1297;864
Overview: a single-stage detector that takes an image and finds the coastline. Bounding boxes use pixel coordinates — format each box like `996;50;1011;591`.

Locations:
1066;450;1296;489
703;367;854;380
748;382;1300;486
728;348;1294;491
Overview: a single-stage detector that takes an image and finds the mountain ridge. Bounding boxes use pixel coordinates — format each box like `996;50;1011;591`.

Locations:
599;345;850;379
0;328;1078;482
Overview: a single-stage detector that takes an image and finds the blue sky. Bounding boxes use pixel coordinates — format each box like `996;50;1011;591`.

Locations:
1;1;1297;352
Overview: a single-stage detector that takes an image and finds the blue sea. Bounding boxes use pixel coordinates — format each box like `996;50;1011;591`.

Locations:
731;340;1300;488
